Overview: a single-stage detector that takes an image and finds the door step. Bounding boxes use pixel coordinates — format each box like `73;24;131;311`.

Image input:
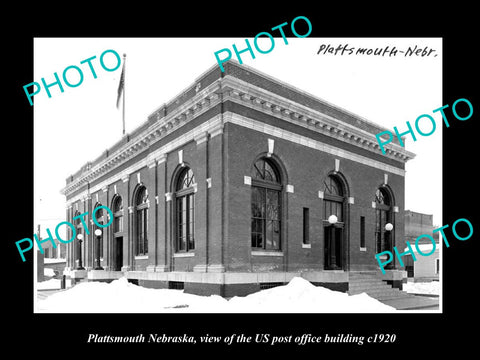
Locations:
348;272;439;310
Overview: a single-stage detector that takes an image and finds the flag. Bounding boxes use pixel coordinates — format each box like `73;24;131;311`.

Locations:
116;60;125;109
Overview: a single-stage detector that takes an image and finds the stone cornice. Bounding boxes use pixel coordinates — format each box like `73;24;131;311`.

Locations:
62;66;415;198
221;75;415;163
61;80;222;197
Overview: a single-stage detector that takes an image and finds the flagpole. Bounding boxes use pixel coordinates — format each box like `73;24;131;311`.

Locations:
122;53;126;136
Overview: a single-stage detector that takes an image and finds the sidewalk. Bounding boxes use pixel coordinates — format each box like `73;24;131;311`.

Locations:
380;294;439;310
37;289;65;301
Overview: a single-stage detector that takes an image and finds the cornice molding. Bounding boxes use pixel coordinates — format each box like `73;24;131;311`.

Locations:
61;80;223;197
62;72;414;198
221;75;415;163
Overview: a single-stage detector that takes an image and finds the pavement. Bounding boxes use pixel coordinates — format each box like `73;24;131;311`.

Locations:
37;288;65;301
379;294;439;310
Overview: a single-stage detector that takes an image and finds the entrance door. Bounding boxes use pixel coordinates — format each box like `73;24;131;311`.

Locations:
324;226;343;270
114;237;123;271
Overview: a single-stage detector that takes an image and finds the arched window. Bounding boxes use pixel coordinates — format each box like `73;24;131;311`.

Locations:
323;174;346;270
113;195;123;233
323;175;344;222
176;167;195;252
251;158;282;250
135;186;148;256
375;187;393;254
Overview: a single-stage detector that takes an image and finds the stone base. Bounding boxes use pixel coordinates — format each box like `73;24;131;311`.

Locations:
88;270;124;281
126;270;350;296
380;269;408;290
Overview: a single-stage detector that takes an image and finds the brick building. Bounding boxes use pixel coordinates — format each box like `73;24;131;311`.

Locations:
61;61;415;296
404;210;440;280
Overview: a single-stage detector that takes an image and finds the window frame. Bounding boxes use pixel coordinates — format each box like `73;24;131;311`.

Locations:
374;187;394;254
251;158;282;251
175;167;196;253
113;195;124;234
134;187;149;256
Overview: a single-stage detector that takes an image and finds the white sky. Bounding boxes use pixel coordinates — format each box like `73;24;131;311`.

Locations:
33;37;442;238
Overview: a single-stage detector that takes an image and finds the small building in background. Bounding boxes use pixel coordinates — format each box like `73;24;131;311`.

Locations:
36;235;67;281
404;210;440;281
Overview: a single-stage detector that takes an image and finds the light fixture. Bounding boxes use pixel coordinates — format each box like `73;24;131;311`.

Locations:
94;228;103;270
328;214;338;224
77;233;83;240
385;223;393;231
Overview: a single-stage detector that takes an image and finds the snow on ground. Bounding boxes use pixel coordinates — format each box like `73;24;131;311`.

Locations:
44;268;56;277
36;277;395;313
37;278;61;290
403;280;440;296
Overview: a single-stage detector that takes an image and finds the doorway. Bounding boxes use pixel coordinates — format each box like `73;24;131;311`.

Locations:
324;226;343;270
114;236;123;271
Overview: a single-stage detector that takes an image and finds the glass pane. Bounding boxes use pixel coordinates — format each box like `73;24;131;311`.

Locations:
335;202;343;222
272;220;280;249
188;195;195;250
252;233;261;248
257;232;263;249
264;161;277;182
114;216;122;233
251;187;265;218
253;162;264;180
266;190;279;220
266;220;273;249
114;196;123;212
177;198;185;251
136;187;147;205
95;207;104;223
375;188;391;206
144;209;148;253
324;200;332;220
324;176;343;196
252;159;280;183
177;168;195;190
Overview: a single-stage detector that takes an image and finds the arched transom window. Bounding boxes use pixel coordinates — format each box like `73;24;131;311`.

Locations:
375;187;393;254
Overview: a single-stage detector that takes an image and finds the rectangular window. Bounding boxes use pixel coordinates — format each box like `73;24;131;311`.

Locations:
176;193;195;252
136;208;148;255
360;216;365;248
303;208;310;245
251;186;280;250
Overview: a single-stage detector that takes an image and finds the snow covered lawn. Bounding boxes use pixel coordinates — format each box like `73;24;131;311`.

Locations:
403;280;440;296
36;277;395;313
37;278;61;290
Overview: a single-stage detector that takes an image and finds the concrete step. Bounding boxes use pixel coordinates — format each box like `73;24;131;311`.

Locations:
349;288;410;299
349;283;393;292
348;272;439;309
380;296;439;310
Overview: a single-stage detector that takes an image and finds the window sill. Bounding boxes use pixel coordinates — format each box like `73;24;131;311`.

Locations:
302;244;311;249
360;247;367;252
174;252;195;258
134;255;148;260
251;251;284;257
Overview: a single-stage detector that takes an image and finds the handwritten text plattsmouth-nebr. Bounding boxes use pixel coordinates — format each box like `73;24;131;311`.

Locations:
316;43;438;58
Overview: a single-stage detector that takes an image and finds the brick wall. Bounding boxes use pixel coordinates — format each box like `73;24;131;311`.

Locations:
224;122;406;272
